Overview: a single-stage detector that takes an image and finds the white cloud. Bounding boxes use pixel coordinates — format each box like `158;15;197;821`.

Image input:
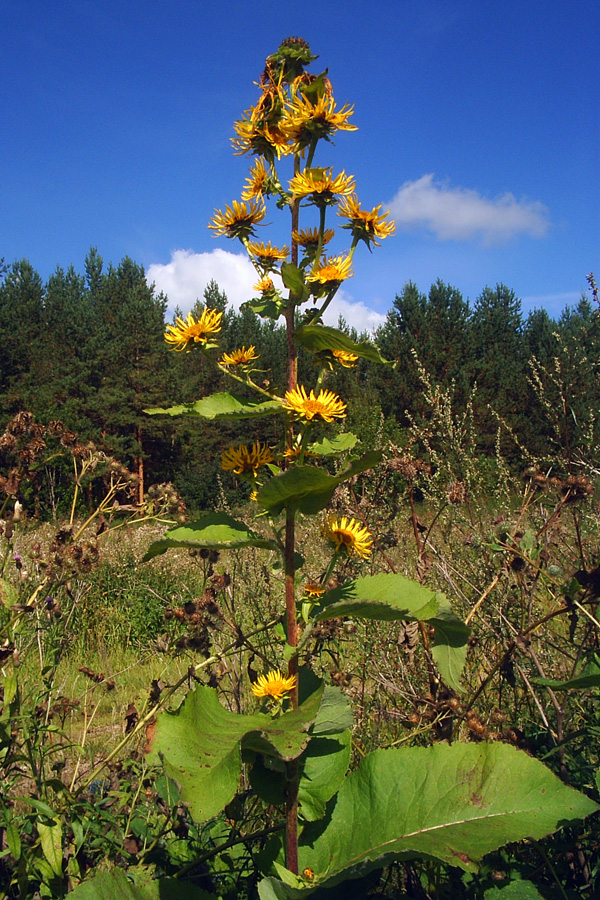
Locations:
323;289;387;332
387;174;550;244
147;248;256;313
147;248;386;333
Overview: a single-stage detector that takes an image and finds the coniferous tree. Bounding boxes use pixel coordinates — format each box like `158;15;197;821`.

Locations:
92;257;172;501
0;260;45;415
469;284;529;453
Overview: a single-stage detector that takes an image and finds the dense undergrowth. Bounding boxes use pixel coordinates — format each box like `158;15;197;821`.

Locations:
1;424;600;897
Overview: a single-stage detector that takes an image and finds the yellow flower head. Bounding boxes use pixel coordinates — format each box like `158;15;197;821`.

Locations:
247;240;289;267
292;227;335;250
232;112;292;159
322;515;373;559
303;582;326;598
241;158;270;201
289;168;355;205
306;255;354;286
219;346;260;367
283;386;347;422
254;275;275;293
282;435;315;460
282;442;303;459
332;348;359;368
283;93;357;151
208;199;266;239
251;669;297;700
337;195;396;246
164;309;223;351
221;441;274;475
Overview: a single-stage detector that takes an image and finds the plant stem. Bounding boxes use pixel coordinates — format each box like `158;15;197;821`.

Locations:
283;164;301;875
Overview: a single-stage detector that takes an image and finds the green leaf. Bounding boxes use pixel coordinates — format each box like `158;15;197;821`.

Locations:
5;822;21;861
143;513;279;560
296;324;390;365
484;881;547;899
0;578;18;608
257;451;381;516
313;573;469;692
38;818;63;877
145;391;282;420
258;876;311;900
242;296;286;320
147;683;324;823
1;672;18;710
308;433;358;455
281;263;310;303
298;729;351;822
68;868;215;899
287;743;599;891
533;652;600;690
250;681;352;820
430;603;470;694
257;466;336;516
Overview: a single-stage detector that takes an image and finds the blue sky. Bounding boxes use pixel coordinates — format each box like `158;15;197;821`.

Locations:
2;0;598;330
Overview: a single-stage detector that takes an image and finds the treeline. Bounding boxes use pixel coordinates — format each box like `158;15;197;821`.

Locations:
0;251;598;513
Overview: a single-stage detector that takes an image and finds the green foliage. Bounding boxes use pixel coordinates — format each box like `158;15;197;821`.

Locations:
147;392;282;420
144;513;279;560
69;869;216;899
312;573;469;692
295;324;391;364
260;743;598;894
257;451;382;516
147;681;325;823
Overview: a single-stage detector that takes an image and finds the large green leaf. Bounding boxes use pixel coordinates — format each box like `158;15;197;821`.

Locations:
533;652;600;690
145;391;282;420
296;324;390;365
262;743;599;896
251;685;353;822
484;882;546;899
143;513;279;561
313;573;469;692
68;868;215;899
308;433;358;456
257;451;381;516
147;683;324;823
297;730;351;822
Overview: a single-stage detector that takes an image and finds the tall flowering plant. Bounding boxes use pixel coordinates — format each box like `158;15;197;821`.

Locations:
144;39;597;897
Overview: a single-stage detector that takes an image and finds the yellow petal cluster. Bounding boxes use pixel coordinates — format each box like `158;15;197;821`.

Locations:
303;582;326;598
164;309;223;351
247;240;289;265
221;442;274;475
232;111;292;159
322;516;373;559
208;199;266;239
283;93;357;151
254;275;275;293
282;386;347;422
289;168;355;204
337;194;396;246
241;158;270;201
219;346;260;367
251;669;297;700
292;227;335;249
332;349;359;367
306;255;354;285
